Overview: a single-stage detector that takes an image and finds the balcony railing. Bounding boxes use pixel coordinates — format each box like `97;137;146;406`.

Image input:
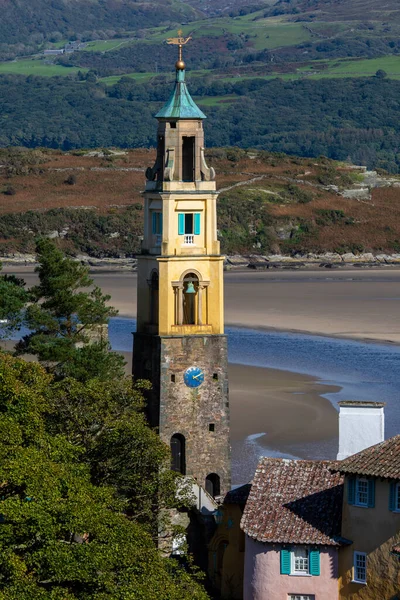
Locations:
155;234;162;246
183;234;194;245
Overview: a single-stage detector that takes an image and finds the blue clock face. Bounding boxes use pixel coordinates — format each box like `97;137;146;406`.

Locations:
184;366;205;388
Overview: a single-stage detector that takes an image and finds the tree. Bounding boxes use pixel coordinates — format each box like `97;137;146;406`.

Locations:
0;263;28;338
16;239;124;381
0;353;209;600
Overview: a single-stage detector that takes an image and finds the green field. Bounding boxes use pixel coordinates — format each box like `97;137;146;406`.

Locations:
146;14;314;51
83;38;133;52
0;59;87;77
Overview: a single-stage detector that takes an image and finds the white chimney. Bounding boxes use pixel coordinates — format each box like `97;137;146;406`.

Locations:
337;401;385;461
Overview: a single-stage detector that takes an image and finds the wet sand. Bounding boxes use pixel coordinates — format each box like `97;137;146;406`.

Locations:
5;266;400;344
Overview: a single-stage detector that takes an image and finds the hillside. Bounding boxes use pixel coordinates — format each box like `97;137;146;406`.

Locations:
1;147;399;259
0;0;199;45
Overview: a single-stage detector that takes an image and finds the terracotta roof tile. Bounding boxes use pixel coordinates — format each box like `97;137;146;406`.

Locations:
241;458;344;546
329;435;400;480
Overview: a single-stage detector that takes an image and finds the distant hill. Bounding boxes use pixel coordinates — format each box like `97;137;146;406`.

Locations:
271;0;400;22
0;0;199;45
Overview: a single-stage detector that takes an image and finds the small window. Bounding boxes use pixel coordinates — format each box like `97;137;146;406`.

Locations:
209;423;215;432
288;596;315;600
152;212;162;235
389;482;400;511
348;477;375;508
178;213;201;237
292;547;309;575
353;552;367;584
213;373;218;381
170;122;177;129
171;374;176;383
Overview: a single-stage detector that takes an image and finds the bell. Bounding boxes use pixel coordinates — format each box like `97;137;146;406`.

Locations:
185;282;196;294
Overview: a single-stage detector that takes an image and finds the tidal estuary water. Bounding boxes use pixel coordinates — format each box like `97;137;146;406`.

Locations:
110;318;400;481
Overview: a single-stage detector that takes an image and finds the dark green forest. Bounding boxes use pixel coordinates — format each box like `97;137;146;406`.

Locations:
1;73;400;171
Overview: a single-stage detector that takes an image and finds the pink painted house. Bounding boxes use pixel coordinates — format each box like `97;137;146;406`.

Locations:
241;458;348;600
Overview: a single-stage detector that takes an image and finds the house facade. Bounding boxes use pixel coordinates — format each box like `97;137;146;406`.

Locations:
330;435;400;599
241;458;346;600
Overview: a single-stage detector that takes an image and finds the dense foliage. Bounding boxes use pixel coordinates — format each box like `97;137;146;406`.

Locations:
2;73;400;171
0;266;28;337
0;353;208;599
16;239;124;381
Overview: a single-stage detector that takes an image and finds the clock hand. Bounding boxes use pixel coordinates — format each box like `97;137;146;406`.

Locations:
193;373;203;380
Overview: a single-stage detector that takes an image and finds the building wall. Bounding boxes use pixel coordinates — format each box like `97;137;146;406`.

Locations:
339;478;400;599
133;333;231;496
209;504;246;599
244;538;339;600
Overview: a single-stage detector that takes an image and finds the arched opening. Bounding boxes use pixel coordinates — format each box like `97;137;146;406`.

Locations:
183;273;199;325
182;136;195;182
170;434;186;475
205;473;220;498
150;271;159;325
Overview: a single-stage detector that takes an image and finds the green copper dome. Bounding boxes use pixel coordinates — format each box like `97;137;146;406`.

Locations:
155;69;206;120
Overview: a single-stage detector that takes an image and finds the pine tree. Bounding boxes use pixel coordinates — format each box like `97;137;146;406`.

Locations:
16;239;124;381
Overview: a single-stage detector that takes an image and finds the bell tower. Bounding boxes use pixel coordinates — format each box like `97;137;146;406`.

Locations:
133;36;230;497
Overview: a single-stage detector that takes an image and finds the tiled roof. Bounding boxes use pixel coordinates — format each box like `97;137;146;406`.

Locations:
223;483;251;505
329;435;400;480
241;458;344;546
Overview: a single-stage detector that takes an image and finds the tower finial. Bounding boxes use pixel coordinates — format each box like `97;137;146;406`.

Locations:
167;29;192;70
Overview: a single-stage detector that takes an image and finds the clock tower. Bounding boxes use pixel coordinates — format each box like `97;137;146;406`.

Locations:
132;39;230;497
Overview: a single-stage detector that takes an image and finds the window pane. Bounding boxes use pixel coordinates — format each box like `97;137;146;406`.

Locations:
292;548;309;573
396;484;400;511
356;479;368;505
354;553;366;582
185;213;193;234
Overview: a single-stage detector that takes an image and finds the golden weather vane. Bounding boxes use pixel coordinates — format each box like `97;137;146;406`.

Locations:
167;29;192;69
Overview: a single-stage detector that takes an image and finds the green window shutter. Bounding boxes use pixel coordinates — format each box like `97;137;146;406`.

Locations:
348;477;356;505
194;213;201;235
309;548;320;576
152;212;157;234
178;213;185;235
280;548;291;575
367;479;375;508
389;482;396;511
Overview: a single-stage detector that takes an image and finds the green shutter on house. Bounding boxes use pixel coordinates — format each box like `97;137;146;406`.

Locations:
348;477;356;505
389;482;396;511
178;213;185;235
280;548;291;575
152;212;157;234
309;548;320;576
194;213;201;235
367;479;375;508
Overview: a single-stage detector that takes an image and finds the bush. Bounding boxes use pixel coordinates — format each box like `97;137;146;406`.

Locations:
64;174;77;185
3;185;16;196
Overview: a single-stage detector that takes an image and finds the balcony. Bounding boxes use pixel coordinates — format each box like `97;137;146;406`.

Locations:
183;234;195;245
155;234;162;247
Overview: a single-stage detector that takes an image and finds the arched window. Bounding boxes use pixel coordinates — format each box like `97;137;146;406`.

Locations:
170;434;186;475
183;273;199;325
150;271;159;325
205;473;220;498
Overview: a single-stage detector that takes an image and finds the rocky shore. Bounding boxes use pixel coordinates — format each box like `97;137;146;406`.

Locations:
2;251;400;271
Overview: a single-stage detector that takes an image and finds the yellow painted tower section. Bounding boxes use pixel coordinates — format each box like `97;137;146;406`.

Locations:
136;67;224;337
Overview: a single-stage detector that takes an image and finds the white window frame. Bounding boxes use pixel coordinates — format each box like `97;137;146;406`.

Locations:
355;477;369;507
288;595;314;600
291;547;310;576
352;551;367;584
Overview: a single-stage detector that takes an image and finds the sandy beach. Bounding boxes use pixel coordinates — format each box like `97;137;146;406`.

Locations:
2;266;399;479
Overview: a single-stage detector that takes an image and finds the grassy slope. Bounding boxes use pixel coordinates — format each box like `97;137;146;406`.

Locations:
0;148;399;257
